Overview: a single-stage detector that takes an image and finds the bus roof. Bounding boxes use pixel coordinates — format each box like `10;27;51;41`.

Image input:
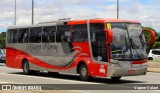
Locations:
105;18;139;23
67;18;139;25
8;18;140;29
71;18;139;23
8;22;57;29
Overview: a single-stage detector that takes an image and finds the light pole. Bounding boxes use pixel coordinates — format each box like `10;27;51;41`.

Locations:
32;0;34;25
117;0;119;19
15;0;17;25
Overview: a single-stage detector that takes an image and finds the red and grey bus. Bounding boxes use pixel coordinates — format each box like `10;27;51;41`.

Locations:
6;18;155;81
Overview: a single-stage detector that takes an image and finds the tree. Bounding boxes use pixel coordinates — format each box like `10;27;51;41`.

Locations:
143;27;159;53
143;27;158;36
153;42;160;49
0;32;6;49
143;27;158;42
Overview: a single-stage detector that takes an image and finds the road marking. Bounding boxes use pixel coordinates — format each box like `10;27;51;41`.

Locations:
0;73;135;90
152;90;160;92
0;82;14;84
0;73;98;84
1;72;160;91
70;90;89;93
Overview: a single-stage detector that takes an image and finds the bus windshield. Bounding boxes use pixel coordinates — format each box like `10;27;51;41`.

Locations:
109;23;147;61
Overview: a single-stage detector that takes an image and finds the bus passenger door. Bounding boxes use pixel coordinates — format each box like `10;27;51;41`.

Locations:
90;23;108;62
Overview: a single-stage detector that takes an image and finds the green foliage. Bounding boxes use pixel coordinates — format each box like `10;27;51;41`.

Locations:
156;35;160;41
153;42;160;49
143;27;158;36
144;31;152;42
0;32;6;49
143;27;160;53
143;27;158;42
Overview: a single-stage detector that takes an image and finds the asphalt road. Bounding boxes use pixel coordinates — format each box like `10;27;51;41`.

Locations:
0;63;160;93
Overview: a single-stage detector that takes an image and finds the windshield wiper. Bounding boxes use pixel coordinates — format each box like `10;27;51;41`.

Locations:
139;32;146;46
125;37;130;51
129;38;143;59
130;38;139;49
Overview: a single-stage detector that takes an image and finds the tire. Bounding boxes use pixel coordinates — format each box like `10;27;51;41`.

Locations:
22;60;30;75
111;77;121;81
23;60;38;75
79;64;91;81
148;57;153;60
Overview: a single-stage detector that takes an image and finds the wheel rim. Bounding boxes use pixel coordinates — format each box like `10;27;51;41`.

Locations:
81;68;87;77
24;63;28;73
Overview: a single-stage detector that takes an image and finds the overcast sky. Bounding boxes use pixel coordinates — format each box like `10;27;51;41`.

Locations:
0;0;160;32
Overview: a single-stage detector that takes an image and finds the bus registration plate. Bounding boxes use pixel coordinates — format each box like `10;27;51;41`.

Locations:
128;70;135;74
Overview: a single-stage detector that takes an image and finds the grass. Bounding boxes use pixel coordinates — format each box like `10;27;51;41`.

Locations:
148;60;160;62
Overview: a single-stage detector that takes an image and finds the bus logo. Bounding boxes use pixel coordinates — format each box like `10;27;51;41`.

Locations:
2;85;12;90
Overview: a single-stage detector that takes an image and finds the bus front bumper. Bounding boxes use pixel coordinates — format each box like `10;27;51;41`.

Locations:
107;65;147;77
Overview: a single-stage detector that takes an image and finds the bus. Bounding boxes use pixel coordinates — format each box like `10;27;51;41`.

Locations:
6;18;155;81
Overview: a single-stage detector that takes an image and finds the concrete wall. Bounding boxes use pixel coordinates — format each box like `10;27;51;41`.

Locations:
147;62;160;72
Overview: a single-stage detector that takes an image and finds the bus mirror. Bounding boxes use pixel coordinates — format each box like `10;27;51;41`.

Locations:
105;29;113;44
143;29;155;44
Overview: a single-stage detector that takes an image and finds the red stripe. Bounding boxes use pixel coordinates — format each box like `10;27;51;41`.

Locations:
131;59;147;64
6;47;77;70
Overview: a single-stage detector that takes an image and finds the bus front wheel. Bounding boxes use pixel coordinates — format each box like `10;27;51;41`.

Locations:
111;77;121;81
79;64;91;81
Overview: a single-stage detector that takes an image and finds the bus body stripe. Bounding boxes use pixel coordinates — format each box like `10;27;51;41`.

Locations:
6;47;78;70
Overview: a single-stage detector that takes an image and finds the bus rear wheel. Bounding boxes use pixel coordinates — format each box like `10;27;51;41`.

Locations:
111;77;121;81
79;64;91;81
22;60;30;74
22;60;37;75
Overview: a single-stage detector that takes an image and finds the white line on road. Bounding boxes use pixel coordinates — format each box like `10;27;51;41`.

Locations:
0;72;98;84
0;82;14;84
1;72;160;92
0;72;134;89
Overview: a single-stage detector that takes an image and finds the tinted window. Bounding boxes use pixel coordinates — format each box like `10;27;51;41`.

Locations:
90;23;107;61
7;29;18;43
152;50;160;55
7;30;11;43
29;28;42;43
18;28;29;43
72;24;88;42
42;27;56;43
56;25;71;42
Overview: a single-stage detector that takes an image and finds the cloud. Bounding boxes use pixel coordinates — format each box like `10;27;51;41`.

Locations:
139;15;160;28
0;0;159;32
104;5;117;11
117;1;160;31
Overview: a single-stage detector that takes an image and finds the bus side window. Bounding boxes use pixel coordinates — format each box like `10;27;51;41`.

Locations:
56;25;71;42
7;29;18;43
72;24;88;42
29;27;42;43
42;26;56;43
18;28;29;43
7;30;11;43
